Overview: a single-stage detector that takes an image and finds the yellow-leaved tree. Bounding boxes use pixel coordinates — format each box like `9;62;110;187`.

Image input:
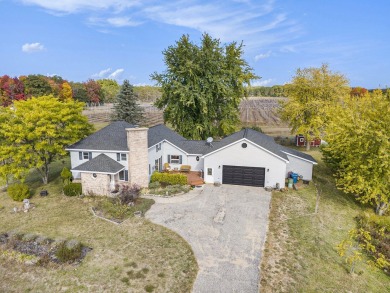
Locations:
279;64;350;150
322;90;390;215
59;82;73;101
0;95;93;184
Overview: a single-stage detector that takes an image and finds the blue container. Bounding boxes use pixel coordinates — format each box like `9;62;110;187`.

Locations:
291;173;299;184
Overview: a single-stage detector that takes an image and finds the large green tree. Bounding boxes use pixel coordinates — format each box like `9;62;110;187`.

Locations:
21;74;52;97
97;79;120;103
151;33;258;139
279;64;350;150
0;96;93;184
112;80;144;125
322;90;390;215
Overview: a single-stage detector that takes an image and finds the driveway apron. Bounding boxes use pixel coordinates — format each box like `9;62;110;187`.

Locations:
145;184;271;293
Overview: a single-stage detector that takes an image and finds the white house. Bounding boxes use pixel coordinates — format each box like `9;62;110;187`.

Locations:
66;121;317;195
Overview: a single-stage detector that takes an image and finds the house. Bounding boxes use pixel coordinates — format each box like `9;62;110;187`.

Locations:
295;134;321;147
66;121;317;195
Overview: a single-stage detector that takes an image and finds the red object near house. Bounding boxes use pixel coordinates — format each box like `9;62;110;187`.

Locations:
295;135;321;147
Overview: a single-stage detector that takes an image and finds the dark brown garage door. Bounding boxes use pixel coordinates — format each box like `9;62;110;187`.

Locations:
222;165;265;187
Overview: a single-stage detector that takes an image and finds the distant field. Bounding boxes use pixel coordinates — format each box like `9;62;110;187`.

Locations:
84;97;291;136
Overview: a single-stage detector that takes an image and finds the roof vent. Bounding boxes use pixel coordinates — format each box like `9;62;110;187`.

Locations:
206;137;213;147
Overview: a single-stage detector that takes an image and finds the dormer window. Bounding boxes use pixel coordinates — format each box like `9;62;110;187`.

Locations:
156;143;162;152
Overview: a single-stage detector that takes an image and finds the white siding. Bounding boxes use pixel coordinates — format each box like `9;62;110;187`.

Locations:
187;155;204;171
285;154;314;180
148;144;163;175
69;150;129;179
162;142;188;170
203;139;286;188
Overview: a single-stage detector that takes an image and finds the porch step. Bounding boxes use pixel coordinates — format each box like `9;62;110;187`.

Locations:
189;179;204;186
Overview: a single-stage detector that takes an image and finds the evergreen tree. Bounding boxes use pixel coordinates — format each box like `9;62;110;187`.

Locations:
112;80;144;124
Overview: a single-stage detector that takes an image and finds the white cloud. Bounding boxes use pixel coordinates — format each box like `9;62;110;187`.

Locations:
108;68;124;79
92;67;124;79
19;0;302;51
20;0;140;13
251;78;274;86
255;51;272;61
22;42;45;53
88;16;142;27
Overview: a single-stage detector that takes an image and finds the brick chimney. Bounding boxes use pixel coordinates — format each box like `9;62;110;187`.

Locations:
126;127;149;187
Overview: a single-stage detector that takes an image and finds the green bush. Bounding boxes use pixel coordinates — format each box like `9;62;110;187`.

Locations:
7;183;30;202
63;183;82;197
150;172;187;186
55;240;83;263
60;167;72;184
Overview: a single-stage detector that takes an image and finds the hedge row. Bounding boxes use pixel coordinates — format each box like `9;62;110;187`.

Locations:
150;172;187;186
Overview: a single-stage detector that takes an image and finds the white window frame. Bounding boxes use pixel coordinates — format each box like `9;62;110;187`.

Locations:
83;152;89;160
170;155;180;164
207;168;213;176
121;153;127;161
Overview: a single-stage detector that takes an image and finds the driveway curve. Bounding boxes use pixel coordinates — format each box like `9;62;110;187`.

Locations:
145;184;271;293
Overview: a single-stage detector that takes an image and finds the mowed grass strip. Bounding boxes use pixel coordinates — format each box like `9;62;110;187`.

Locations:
0;160;198;293
260;150;390;292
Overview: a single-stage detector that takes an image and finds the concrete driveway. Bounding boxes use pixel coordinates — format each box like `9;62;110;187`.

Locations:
145;184;271;293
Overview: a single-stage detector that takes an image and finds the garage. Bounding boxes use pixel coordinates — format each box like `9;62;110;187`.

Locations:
222;165;265;187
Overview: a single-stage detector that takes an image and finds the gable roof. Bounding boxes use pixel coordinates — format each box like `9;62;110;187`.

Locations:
67;121;316;164
72;154;125;174
67;121;135;151
280;146;317;164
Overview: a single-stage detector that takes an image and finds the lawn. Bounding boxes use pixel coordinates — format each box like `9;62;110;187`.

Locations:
0;160;198;293
260;149;390;292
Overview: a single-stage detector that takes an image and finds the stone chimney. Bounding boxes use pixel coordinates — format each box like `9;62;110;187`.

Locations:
126;127;149;187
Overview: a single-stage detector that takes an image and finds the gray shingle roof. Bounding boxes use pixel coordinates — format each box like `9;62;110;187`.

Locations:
67;121;135;151
280;146;317;163
67;121;316;164
72;154;125;174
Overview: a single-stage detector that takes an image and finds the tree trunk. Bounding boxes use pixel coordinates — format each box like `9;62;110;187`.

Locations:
375;202;389;216
305;134;311;151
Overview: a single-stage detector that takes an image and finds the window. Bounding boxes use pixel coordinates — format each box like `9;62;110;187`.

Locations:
207;168;212;176
156;143;162;152
117;153;127;161
169;155;181;164
155;159;159;171
196;156;200;161
149;164;151;175
79;152;92;160
119;170;128;181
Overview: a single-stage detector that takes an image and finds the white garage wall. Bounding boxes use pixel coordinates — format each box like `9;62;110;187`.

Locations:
203;139;286;188
285;154;314;180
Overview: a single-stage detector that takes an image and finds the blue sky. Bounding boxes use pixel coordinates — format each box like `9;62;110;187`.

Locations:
1;0;389;88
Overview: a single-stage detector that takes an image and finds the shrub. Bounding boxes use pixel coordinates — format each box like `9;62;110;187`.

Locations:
63;183;82;197
7;183;30;202
150;172;187;186
60;167;72;184
148;181;160;189
55;240;83;263
118;184;141;205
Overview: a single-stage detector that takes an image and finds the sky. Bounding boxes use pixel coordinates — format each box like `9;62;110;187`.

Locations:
1;0;389;88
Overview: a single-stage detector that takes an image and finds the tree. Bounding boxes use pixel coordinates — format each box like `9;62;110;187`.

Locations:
350;87;368;97
59;82;73;101
322;91;390;215
97;79;120;103
133;86;162;102
151;33;258;139
279;64;350;150
22;74;52;97
84;79;104;105
0;75;25;106
70;82;88;103
0;96;93;184
112;80;144;124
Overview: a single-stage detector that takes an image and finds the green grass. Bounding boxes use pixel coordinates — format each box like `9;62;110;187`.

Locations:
0;160;198;292
260;149;390;292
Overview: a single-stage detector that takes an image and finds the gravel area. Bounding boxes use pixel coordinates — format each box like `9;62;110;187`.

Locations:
145;184;271;293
